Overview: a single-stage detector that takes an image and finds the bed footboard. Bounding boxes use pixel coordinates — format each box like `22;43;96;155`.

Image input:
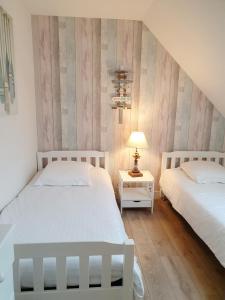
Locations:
13;240;134;300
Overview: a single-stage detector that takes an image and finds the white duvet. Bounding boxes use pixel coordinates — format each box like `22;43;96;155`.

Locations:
160;168;225;267
0;167;144;299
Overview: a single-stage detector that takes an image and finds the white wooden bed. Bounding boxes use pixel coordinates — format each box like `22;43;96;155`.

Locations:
161;151;225;174
160;151;225;267
10;151;136;300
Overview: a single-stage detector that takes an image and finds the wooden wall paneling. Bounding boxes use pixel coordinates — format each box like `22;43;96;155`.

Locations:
209;108;225;151
173;70;193;150
32;16;225;188
149;44;176;184
49;16;62;150
32;16;42;150
138;26;157;171
59;17;76;150
200;95;213;150
130;21;142;132
75;18;93;150
188;86;213;150
165;60;179;151
116;20;135;173
92;19;101;150
32;16;54;151
100;19;117;178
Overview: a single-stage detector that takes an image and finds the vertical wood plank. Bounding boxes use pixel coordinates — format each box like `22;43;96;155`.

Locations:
100;19;117;181
209;108;225;151
75;18;93;150
32;16;54;151
92;19;101;150
115;20;134;175
138;25;157;171
59;17;76;150
174;70;193;150
188;86;213;150
130;21;142;132
50;16;62;150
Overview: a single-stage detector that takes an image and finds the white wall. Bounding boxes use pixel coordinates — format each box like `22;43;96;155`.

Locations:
144;0;225;117
23;0;154;20
0;0;37;209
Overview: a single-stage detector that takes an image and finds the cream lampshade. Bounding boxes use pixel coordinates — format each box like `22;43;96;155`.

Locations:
127;131;148;177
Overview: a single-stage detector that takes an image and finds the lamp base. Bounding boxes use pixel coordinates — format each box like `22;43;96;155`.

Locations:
128;170;143;177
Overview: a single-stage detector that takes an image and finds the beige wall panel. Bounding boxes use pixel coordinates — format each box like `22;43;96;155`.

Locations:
173;70;193;150
33;16;54;151
75;18;93;150
49;16;62;150
32;16;225;188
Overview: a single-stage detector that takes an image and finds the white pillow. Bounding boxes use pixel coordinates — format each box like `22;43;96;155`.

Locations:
180;160;225;184
34;161;93;186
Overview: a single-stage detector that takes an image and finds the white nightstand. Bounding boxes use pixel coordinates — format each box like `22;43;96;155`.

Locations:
119;170;154;214
0;225;14;300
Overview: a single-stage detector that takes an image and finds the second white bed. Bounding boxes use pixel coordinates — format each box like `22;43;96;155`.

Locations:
160;168;225;267
0;167;144;299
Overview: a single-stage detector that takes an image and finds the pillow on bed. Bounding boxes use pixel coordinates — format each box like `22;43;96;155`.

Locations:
180;161;225;184
34;161;93;186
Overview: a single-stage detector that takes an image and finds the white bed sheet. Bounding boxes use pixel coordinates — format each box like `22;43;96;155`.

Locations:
160;168;225;267
0;167;144;299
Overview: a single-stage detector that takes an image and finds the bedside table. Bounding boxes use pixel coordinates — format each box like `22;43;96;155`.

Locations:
119;170;154;214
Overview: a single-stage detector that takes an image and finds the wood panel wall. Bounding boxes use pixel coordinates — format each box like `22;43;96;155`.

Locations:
32;17;225;189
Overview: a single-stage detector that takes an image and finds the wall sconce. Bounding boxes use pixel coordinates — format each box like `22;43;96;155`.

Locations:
111;70;133;124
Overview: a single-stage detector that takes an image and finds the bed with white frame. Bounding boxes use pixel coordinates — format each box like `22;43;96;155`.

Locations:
160;151;225;267
0;151;143;300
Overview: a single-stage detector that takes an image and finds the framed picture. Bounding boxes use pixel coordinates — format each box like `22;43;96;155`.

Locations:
0;6;16;116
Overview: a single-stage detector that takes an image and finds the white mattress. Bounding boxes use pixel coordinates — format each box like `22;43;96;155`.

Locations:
160;168;225;267
0;167;144;299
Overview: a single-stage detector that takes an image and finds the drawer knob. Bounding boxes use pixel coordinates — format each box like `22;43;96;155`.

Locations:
0;272;4;283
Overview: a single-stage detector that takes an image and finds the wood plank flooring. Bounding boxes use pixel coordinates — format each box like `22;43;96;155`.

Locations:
122;199;225;300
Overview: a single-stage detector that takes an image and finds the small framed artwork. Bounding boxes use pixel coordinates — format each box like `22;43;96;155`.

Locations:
0;6;16;116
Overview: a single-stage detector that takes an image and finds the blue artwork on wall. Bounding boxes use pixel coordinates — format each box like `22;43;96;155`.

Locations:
0;6;16;116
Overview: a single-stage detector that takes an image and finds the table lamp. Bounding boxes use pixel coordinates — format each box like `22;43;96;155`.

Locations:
127;131;148;177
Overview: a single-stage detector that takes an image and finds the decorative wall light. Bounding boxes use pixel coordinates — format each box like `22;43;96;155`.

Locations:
111;70;133;124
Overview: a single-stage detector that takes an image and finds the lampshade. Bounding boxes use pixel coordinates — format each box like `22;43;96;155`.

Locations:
127;131;148;149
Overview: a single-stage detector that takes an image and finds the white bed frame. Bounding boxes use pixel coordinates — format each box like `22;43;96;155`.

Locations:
13;151;135;300
161;151;225;173
161;151;225;198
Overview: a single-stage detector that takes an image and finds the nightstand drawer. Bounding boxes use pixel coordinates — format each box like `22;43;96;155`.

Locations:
121;187;152;201
122;200;151;208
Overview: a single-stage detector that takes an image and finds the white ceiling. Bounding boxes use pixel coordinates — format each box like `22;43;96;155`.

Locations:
23;0;154;20
23;0;225;117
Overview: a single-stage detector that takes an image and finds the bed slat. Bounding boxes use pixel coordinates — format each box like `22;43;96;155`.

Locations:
161;151;225;174
79;256;89;289
37;151;109;171
13;259;20;293
56;256;67;290
33;257;44;292
101;255;111;288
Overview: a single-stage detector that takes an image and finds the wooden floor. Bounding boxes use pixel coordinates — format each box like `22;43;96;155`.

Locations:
122;199;225;300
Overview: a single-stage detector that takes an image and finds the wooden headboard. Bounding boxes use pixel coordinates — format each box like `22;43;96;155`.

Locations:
37;151;109;171
161;151;225;174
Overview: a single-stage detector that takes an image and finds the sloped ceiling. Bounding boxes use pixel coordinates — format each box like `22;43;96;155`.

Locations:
143;0;225;117
22;0;154;20
23;0;225;117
